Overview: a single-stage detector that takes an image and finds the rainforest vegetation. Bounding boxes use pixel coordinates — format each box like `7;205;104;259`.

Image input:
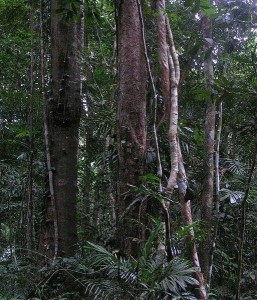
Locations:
0;0;257;299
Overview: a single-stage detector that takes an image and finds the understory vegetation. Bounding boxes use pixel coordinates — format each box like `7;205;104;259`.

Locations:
1;0;257;299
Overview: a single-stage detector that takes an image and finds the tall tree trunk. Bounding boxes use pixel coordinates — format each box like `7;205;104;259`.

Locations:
150;0;177;262
200;14;216;284
153;0;170;124
208;102;223;288
27;0;36;255
116;0;147;257
161;8;207;295
41;0;83;259
166;17;179;196
81;73;93;235
148;7;180;198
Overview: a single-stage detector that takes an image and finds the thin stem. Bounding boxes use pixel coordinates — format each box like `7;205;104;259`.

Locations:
235;144;257;300
166;17;180;84
137;0;173;261
40;0;58;264
136;0;162;182
166;17;179;195
208;102;223;288
177;142;208;300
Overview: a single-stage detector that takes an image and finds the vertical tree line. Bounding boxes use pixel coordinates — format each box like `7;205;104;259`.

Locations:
116;0;147;258
41;0;84;259
0;0;257;299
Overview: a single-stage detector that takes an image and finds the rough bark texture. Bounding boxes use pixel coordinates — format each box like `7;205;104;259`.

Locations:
154;0;170;123
42;0;83;258
200;14;216;284
116;0;147;257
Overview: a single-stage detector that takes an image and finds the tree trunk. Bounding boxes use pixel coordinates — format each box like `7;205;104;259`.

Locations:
116;0;147;257
200;14;216;284
27;0;36;255
166;17;179;196
177;143;208;300
208;102;223;288
153;0;170;124
41;0;83;259
235;146;257;300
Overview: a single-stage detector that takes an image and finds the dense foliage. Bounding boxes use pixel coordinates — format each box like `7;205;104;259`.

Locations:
0;0;257;299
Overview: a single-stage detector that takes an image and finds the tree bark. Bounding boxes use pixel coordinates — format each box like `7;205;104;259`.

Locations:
199;14;216;284
208;102;223;288
41;0;83;259
154;0;170;124
27;0;36;255
166;17;179;196
116;0;147;257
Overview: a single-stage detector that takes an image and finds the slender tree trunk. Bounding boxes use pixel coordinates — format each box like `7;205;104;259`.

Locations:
41;0;83;259
177;143;208;300
235;146;257;300
161;17;179;262
40;0;59;263
82;133;92;232
166;17;179;196
116;0;147;257
154;0;170;124
81;90;93;234
105;135;117;228
151;0;177;186
81;36;93;233
200;14;216;284
27;0;36;255
151;9;207;295
208;102;223;288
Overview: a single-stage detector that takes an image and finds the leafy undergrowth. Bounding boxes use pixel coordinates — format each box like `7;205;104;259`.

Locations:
0;224;199;300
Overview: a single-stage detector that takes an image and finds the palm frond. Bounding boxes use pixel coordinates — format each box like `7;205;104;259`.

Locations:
83;237;198;299
220;188;244;204
84;279;134;300
157;258;198;295
85;242;116;267
222;158;247;176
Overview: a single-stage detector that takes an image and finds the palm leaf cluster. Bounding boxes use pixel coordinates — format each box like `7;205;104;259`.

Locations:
82;234;198;300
